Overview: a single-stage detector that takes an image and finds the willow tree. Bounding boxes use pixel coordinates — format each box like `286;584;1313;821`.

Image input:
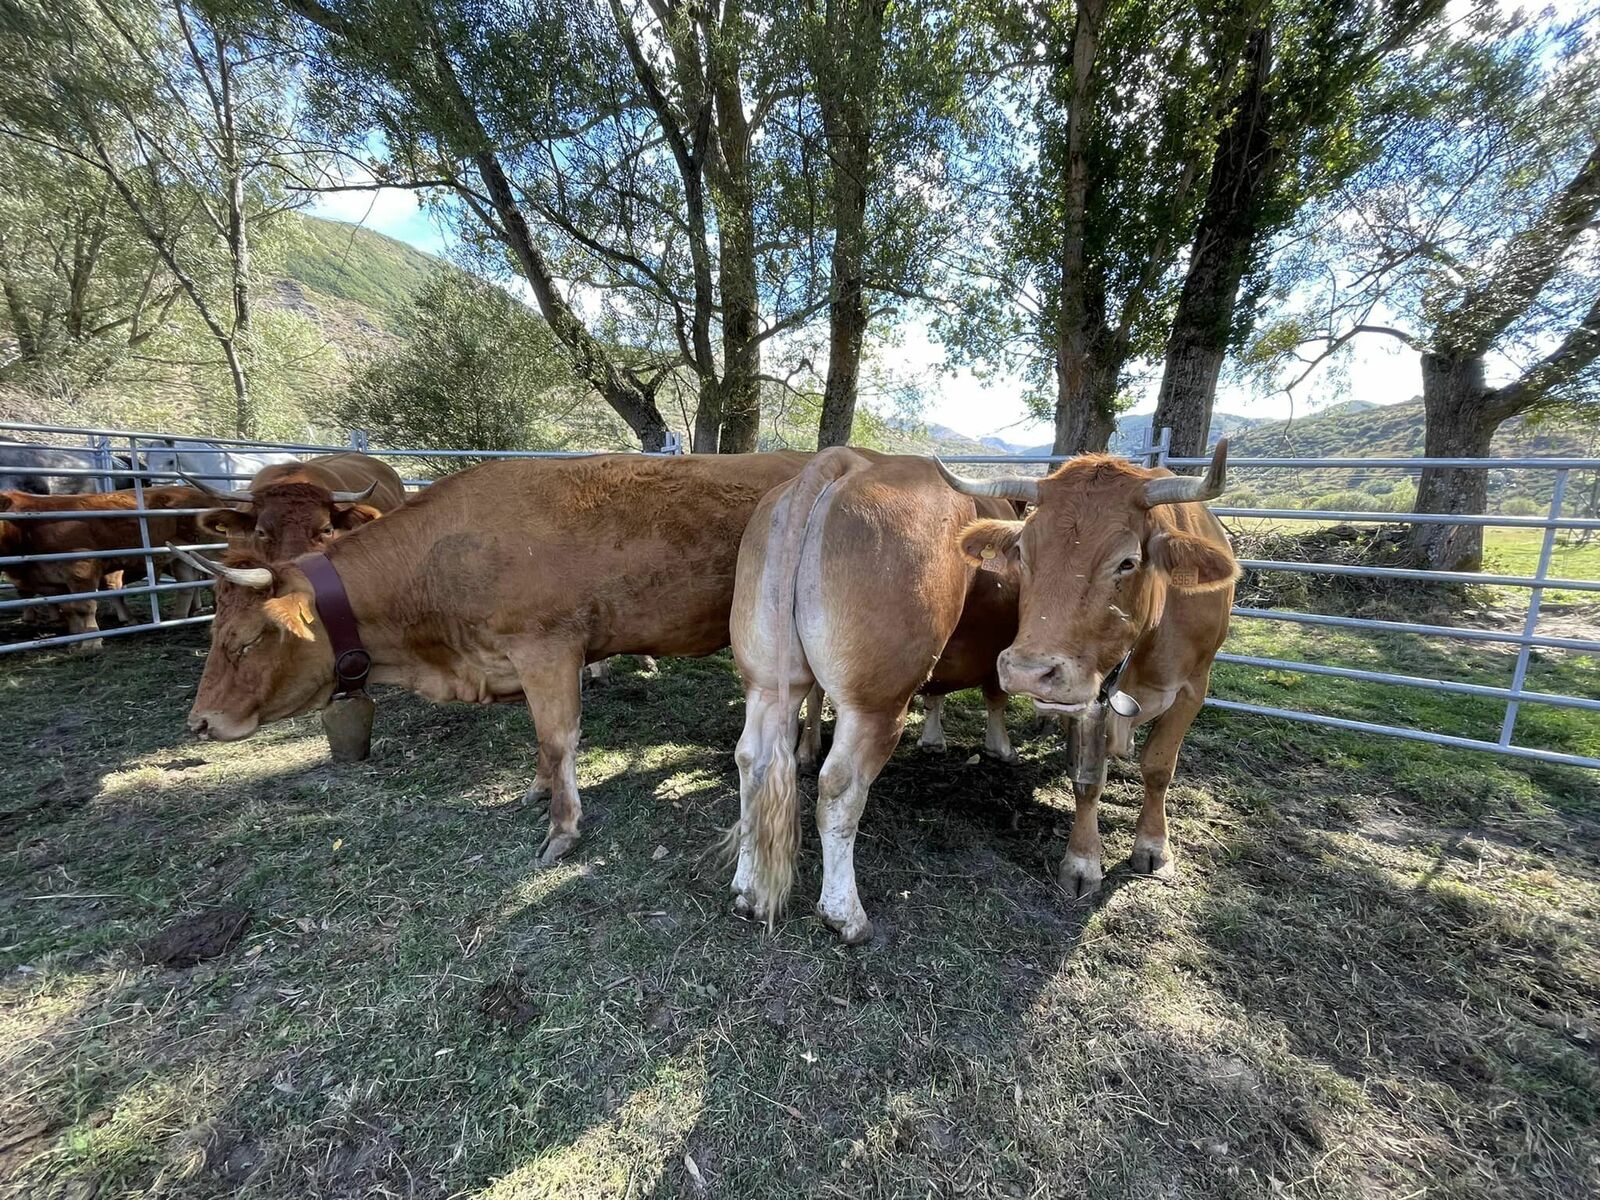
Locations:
1254;16;1599;569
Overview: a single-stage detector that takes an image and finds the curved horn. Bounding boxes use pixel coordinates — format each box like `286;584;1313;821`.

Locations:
180;471;253;503
930;458;1041;506
328;481;377;503
165;543;272;589
1143;438;1228;507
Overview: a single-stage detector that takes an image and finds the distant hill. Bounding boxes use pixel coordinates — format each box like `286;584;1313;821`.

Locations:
277;213;444;333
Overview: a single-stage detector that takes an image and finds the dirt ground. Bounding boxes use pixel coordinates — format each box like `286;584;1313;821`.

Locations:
2;629;1598;1198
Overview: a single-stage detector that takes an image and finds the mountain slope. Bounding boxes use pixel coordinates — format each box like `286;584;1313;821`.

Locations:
278;213;443;332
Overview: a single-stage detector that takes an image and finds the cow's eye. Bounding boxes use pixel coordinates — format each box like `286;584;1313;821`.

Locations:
1117;557;1138;574
320;525;334;536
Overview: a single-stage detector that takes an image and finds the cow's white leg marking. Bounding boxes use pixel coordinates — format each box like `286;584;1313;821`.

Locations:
814;706;902;945
1060;781;1105;899
918;693;946;751
513;644;586;864
983;690;1017;763
796;683;824;769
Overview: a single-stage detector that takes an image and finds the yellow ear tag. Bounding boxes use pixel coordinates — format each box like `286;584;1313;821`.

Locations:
1169;566;1198;588
981;544;997;561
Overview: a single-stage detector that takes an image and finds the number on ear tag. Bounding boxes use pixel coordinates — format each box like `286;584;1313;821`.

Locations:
1169;566;1198;588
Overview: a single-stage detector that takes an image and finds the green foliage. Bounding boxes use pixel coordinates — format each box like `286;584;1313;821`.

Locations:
337;271;629;465
1500;496;1542;516
1311;489;1385;512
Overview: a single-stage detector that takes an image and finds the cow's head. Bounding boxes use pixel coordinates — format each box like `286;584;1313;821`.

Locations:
189;476;381;561
173;550;334;741
935;442;1239;713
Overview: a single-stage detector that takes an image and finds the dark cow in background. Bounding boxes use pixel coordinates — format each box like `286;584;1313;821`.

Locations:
0;487;212;650
0;436;133;494
184;452;408;561
732;443;1237;943
176;452;810;861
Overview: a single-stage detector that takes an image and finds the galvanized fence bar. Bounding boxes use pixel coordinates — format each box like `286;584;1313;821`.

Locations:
2;421;1596;771
1499;470;1571;747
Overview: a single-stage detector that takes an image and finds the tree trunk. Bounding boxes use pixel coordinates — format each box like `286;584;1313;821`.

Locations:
1411;353;1495;571
0;237;38;360
1053;333;1119;455
1152;25;1276;461
712;42;761;454
692;384;722;453
815;0;886;450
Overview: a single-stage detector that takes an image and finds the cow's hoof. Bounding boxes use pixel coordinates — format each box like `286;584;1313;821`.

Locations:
537;831;579;865
71;638;104;655
524;781;551;805
917;734;947;752
984;745;1020;765
816;903;872;946
1131;840;1176;881
1058;854;1103;900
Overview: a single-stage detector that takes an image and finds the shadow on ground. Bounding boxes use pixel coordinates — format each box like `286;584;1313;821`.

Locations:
2;632;1597;1198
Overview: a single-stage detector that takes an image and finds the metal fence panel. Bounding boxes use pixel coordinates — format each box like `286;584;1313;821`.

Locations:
2;420;1595;770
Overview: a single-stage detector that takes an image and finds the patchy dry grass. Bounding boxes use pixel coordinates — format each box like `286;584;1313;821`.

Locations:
2;627;1599;1199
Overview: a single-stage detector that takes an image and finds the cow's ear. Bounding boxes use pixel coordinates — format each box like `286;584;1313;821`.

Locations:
332;503;382;531
0;493;14;512
201;508;253;538
1148;529;1239;591
263;592;317;640
958;519;1024;574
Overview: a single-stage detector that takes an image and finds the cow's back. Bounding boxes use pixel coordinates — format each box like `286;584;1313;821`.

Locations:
327;452;810;661
252;453;409;512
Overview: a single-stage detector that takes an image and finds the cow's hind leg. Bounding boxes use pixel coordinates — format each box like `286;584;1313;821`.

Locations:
1130;679;1207;881
511;644;586;865
982;681;1017;763
917;693;946;751
814;705;903;945
731;681;810;919
796;683;824;768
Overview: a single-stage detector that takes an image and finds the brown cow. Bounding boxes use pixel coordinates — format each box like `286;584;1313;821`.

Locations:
186;452;408;561
732;443;1236;943
0;487;213;651
176;452;810;862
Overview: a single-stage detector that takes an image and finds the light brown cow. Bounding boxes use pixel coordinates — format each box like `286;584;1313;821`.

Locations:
178;452;810;862
0;487;213;651
187;452;408;561
732;443;1236;943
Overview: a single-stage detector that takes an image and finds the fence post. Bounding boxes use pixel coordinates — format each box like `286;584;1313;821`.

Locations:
91;434;116;492
1153;426;1172;469
348;429;370;452
1499;468;1570;747
128;434;163;625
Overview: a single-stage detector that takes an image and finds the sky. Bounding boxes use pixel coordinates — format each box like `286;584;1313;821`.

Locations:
310;180;1428;445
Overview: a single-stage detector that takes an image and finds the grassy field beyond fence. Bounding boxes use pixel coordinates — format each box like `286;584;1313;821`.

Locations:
2;610;1598;1198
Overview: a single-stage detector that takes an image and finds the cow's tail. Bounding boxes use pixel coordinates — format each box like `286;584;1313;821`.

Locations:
746;447;859;925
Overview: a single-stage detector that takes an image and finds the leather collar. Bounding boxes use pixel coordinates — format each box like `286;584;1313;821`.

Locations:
300;553;370;698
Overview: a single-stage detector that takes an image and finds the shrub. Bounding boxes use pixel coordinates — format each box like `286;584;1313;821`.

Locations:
1311;490;1384;512
1379;482;1417;512
1500;496;1541;516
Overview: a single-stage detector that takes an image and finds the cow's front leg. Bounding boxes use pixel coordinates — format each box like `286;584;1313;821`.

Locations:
512;644;586;865
1059;782;1104;899
1130;683;1205;881
814;707;902;945
982;686;1017;763
917;693;946;751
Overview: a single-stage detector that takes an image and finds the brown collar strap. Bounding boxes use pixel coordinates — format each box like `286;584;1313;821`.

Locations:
300;553;370;697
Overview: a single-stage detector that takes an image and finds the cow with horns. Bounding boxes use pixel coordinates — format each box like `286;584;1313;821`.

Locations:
731;442;1239;943
171;452;811;861
184;452;409;562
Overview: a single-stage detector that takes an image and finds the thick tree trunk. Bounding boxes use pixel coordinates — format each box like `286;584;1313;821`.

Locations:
815;0;886;450
1152;25;1276;461
817;157;869;448
692;384;722;453
1411;353;1495;571
1053;334;1119;455
714;88;761;453
0;241;38;359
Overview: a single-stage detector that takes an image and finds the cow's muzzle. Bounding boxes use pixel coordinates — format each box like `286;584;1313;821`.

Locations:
996;649;1096;711
188;710;258;742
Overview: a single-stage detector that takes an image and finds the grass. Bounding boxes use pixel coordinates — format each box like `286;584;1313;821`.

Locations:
3;614;1599;1199
279;214;445;333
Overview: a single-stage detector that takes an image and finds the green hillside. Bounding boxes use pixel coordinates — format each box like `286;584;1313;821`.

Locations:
1223;399;1596;511
278;213;443;331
